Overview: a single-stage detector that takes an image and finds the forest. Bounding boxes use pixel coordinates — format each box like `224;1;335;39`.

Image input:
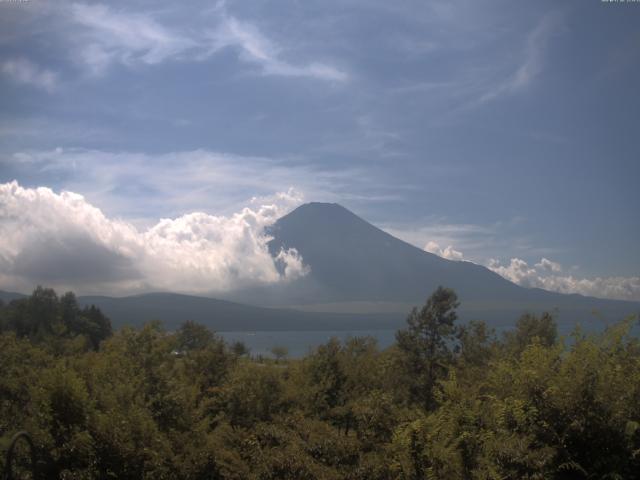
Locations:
1;286;639;479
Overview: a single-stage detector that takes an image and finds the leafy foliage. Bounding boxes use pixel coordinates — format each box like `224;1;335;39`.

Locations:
1;286;639;479
395;286;460;410
0;286;112;351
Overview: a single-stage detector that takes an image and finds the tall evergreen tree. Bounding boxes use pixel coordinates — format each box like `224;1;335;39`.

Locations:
396;286;460;410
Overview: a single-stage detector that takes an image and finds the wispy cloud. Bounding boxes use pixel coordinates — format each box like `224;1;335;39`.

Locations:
1;58;58;92
207;15;348;82
383;221;495;259
70;3;197;75
68;2;347;82
477;12;562;104
0;147;366;222
399;9;564;119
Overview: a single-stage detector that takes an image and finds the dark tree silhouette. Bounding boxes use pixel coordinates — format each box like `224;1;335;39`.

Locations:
396;286;460;410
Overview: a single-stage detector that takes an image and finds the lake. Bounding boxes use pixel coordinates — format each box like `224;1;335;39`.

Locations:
218;320;628;358
219;329;398;358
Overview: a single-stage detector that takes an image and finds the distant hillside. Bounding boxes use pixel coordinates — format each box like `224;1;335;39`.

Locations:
0;290;26;304
0;289;403;332
77;292;404;331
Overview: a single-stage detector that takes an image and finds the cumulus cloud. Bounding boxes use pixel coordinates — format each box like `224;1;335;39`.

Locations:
534;257;562;273
424;241;464;261
488;257;538;287
1;58;58;91
0;181;308;295
488;257;640;302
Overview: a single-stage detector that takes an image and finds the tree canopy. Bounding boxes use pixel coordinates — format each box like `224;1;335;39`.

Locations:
1;286;639;479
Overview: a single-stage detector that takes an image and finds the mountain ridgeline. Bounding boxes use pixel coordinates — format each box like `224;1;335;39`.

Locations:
260;202;637;328
2;203;638;331
266;202;522;303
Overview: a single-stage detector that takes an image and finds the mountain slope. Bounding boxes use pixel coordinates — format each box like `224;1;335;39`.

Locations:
260;202;639;327
267;203;523;302
0;290;26;304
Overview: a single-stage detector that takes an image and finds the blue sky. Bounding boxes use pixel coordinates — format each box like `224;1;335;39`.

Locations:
0;0;638;299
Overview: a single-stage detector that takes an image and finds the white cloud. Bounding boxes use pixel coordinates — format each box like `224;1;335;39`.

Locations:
0;181;308;295
68;2;347;81
208;15;348;82
488;257;538;287
1;147;363;223
1;58;58;92
384;220;493;261
477;12;562;104
0;177;637;302
424;241;464;261
488;257;640;302
511;13;560;89
71;3;196;75
424;241;440;254
535;257;562;273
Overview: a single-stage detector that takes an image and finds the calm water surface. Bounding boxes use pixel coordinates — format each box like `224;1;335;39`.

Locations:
219;329;398;358
218;321;621;358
